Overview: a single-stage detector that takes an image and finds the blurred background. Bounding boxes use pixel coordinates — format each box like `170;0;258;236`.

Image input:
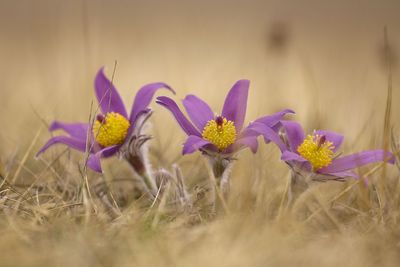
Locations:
1;2;400;266
0;0;399;164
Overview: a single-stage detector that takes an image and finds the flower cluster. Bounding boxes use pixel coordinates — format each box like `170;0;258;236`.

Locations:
36;66;395;207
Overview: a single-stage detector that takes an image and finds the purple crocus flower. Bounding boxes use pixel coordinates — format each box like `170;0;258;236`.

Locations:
156;79;294;157
37;67;174;173
269;120;395;179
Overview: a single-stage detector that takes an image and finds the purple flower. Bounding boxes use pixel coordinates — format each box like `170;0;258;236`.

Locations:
269;120;395;179
37;67;174;173
156;80;294;156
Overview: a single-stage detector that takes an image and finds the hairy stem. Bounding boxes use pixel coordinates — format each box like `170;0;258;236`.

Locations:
205;156;234;216
288;169;309;206
124;134;157;198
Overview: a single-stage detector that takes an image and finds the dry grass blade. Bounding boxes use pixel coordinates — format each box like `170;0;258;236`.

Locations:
10;128;42;184
378;26;393;209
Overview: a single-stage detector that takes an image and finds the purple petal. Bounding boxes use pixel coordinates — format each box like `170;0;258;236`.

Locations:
182;135;211;155
36;136;87;156
245;122;287;152
126;108;152;137
86;145;120;173
319;150;395;173
221;79;249;132
87;155;102;173
321;171;359;179
233;136;258;153
254;109;295;127
131;108;151;126
315;130;344;153
182;95;214;131
281;121;305;152
281;151;312;171
281;151;307;163
130;82;175;126
49;121;89;141
94;67;127;117
156;96;201;136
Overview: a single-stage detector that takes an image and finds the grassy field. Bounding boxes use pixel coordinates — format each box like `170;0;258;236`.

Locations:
1;1;400;266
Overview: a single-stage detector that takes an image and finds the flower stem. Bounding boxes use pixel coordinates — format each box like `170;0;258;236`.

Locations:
288;168;310;206
206;156;233;216
142;173;158;196
124;145;157;197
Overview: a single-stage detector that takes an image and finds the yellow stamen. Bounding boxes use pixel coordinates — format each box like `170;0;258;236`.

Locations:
297;134;335;170
202;117;236;151
92;112;130;147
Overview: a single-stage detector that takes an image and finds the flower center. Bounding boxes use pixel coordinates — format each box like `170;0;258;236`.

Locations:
297;134;335;170
202;116;237;151
92;112;130;147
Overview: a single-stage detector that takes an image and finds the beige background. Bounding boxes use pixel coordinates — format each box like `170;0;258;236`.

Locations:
1;0;399;161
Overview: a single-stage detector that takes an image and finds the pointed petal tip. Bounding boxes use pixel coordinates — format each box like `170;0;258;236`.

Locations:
155;96;201;136
142;82;176;95
156;95;168;102
285;109;296;115
47;121;90;142
181;149;192;155
222;79;250;132
96;66;105;78
129;82;175;124
231;79;250;93
34;148;52;160
230;79;250;92
48;121;58;131
48;120;70;132
319;149;396;173
90;166;103;173
236;79;250;86
249;142;258;154
87;155;103;173
93;168;104;174
274;109;296;118
155;96;167;106
36;136;88;160
183;94;194;101
163;83;176;95
94;66;128;117
35;147;45;158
